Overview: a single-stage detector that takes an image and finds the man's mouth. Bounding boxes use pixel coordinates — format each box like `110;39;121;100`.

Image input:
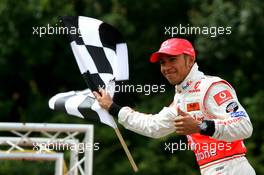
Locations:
165;72;176;77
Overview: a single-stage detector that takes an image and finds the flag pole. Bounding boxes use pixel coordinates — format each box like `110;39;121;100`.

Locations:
114;127;138;172
81;73;138;171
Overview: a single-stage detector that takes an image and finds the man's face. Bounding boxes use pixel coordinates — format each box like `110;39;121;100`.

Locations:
160;54;194;85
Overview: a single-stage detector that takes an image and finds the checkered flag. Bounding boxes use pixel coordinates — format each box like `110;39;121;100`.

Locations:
61;16;128;90
49;16;129;129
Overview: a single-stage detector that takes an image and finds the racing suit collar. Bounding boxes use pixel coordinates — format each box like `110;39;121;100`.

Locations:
176;63;204;93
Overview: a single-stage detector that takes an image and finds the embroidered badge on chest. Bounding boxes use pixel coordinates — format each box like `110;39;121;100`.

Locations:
187;102;200;112
188;81;201;93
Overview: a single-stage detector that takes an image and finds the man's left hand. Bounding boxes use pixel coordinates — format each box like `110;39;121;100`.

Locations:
93;88;113;110
174;108;201;135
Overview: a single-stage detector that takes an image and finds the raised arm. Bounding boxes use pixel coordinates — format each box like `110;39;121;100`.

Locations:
93;89;177;138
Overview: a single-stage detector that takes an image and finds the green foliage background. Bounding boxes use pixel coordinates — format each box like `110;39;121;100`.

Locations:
0;0;263;174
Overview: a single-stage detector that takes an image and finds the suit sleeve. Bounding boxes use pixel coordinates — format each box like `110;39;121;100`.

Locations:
203;82;253;142
117;106;177;138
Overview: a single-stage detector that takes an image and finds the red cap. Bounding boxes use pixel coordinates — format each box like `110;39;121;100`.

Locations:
149;38;196;63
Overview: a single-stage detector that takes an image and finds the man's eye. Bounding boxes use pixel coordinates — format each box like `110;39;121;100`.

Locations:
168;57;176;62
159;60;165;65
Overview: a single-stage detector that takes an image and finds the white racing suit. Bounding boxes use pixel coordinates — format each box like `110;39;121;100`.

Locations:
117;63;255;175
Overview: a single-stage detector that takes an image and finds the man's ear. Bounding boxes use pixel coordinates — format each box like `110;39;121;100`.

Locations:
187;55;195;69
190;56;195;65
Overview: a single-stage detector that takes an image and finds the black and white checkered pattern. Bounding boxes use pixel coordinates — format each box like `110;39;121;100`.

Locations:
61;16;129;90
49;16;129;128
49;88;117;128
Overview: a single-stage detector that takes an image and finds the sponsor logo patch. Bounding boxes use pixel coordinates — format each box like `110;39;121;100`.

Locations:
231;111;246;118
216;118;242;125
231;111;246;117
194;81;201;89
226;102;239;113
189;89;200;93
215;165;225;171
182;80;192;90
213;90;233;106
193;115;204;121
187;102;200;112
189;81;201;93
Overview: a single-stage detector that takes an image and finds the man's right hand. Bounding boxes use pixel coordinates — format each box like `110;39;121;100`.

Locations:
174;108;201;135
93;88;113;110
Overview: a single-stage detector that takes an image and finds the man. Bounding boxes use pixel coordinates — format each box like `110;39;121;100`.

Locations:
93;38;255;175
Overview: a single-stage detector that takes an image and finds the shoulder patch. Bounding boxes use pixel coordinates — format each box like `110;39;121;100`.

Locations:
213;90;233;106
226;101;239;113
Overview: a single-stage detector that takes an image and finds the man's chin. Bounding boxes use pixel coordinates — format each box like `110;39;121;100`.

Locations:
167;79;178;85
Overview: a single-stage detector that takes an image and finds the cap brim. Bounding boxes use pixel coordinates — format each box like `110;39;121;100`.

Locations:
149;52;160;63
149;51;182;63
